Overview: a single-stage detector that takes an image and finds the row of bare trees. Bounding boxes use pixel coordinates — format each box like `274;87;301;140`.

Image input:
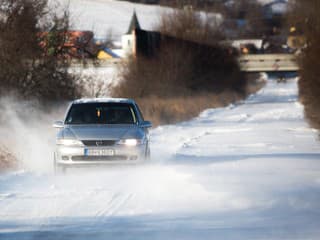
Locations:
160;0;277;39
0;0;79;101
289;0;320;129
114;7;245;98
113;7;247;124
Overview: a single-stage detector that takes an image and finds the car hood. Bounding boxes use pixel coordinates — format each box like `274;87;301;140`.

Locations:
61;125;143;140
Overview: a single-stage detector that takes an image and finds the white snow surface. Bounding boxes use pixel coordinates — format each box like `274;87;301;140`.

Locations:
51;0;288;41
56;0;171;39
56;0;222;40
1;78;320;239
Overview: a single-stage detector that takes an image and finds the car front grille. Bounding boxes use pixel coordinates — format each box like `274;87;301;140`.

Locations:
82;140;116;147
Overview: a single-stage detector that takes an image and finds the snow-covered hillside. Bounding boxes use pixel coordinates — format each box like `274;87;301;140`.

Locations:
1;78;320;239
58;0;226;40
59;0;287;40
58;0;171;39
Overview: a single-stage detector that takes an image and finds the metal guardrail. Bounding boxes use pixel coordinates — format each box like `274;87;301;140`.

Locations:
239;54;299;72
68;54;299;72
69;59;122;68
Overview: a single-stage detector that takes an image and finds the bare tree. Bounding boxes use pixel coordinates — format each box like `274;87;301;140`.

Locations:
103;28;116;48
113;7;245;98
0;0;79;101
289;0;320;129
158;6;225;44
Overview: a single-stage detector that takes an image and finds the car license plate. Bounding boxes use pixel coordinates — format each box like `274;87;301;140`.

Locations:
84;149;114;156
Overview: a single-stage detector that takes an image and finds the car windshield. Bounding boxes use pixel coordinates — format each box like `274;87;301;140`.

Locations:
65;103;137;125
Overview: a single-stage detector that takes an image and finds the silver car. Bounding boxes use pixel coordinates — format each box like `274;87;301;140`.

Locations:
53;98;152;173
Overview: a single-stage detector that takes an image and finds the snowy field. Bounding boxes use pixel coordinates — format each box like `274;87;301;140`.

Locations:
56;0;286;40
56;0;172;39
0;78;320;239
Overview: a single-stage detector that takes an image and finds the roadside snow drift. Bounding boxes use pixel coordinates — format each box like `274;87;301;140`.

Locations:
1;78;320;240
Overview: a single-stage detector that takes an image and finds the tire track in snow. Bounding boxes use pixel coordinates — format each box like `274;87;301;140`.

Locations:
94;192;134;217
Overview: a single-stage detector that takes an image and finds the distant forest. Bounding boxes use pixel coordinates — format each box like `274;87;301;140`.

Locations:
116;0;222;6
116;0;159;3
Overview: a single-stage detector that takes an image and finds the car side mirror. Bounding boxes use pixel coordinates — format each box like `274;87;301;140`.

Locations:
140;121;152;128
53;120;64;128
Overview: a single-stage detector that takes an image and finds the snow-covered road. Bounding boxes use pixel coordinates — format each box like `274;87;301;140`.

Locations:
1;78;320;239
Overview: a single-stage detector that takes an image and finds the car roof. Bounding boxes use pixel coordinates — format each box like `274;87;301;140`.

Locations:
72;98;136;104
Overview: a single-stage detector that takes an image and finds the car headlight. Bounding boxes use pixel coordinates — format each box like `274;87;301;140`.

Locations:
56;139;84;147
117;139;143;146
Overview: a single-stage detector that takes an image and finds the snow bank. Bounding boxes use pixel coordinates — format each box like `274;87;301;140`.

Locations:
0;96;69;173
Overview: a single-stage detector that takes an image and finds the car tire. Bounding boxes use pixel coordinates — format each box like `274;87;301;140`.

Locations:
54;154;66;175
145;144;151;161
55;164;66;175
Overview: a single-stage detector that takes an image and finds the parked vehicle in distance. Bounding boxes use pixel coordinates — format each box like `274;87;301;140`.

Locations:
53;98;152;174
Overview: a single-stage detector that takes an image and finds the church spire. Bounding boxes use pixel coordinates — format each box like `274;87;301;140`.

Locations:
126;10;141;34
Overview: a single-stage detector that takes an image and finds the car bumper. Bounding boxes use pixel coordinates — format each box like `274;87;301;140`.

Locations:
55;144;146;166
